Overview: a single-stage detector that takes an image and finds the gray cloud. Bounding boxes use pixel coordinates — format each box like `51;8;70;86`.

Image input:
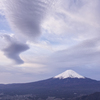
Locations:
1;35;29;64
0;0;52;63
3;43;29;64
2;0;52;40
49;38;100;68
0;64;53;84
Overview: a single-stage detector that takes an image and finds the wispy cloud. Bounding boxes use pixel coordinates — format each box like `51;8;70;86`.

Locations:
1;0;52;40
49;38;100;66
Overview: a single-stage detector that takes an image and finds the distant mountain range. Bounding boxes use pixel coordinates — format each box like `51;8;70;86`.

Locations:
0;70;100;99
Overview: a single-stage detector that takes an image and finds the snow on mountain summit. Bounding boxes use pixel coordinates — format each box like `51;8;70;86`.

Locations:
54;70;85;79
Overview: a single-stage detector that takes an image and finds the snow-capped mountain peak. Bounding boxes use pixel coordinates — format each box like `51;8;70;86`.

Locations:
54;70;85;79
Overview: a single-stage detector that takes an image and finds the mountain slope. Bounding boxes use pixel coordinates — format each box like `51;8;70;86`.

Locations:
0;70;100;99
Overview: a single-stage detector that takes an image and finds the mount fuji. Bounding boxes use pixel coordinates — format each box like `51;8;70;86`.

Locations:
54;69;85;79
0;70;100;99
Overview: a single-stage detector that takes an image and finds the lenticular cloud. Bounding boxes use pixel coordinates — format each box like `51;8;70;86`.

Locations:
1;34;29;64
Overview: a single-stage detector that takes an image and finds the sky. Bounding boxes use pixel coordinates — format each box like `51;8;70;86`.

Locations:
0;0;100;84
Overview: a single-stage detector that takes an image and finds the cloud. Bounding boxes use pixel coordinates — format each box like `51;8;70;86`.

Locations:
48;37;100;68
1;0;52;40
0;0;5;16
39;0;100;72
3;43;29;64
41;0;100;46
0;64;52;84
1;34;29;64
0;0;100;83
0;0;53;64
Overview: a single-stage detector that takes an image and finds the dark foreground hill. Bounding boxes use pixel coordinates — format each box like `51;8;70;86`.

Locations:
72;92;100;100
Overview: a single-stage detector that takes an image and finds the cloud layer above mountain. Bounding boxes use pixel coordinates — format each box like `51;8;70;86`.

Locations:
0;0;100;83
